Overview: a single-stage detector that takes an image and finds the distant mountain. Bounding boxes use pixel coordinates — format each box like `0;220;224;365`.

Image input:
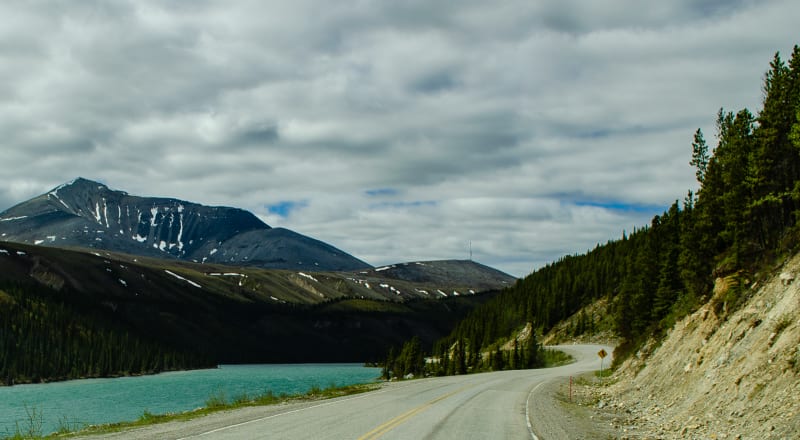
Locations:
0;241;498;383
0;178;370;271
348;260;516;298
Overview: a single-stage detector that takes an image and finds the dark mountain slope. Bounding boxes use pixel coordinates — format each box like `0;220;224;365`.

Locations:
0;178;370;271
0;241;501;384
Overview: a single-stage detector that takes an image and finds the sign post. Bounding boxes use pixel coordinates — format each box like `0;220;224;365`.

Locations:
597;349;608;376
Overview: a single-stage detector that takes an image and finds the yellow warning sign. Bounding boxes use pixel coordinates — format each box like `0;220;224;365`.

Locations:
598;349;608;359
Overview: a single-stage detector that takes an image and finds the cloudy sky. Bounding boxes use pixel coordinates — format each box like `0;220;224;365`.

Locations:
0;1;797;277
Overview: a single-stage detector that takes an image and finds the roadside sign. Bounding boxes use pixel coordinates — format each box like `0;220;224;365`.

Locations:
598;349;608;378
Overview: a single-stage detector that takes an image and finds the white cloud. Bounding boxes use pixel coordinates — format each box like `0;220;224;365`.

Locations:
0;0;797;276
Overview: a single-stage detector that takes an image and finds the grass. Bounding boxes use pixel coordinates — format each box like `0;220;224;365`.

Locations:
768;313;793;348
204;388;228;409
54;416;83;436
595;368;614;379
772;313;792;334
1;382;380;440
541;348;575;367
4;404;43;440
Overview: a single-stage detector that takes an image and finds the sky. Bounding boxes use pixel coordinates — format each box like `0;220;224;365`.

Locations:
0;1;797;277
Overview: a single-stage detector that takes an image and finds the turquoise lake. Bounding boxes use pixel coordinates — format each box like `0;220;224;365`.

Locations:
0;364;381;437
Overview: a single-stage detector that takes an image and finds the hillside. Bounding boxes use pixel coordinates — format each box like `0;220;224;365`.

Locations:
0;241;505;384
346;260;516;298
0;178;369;271
0;240;511;305
373;48;800;438
416;45;800;376
599;252;800;438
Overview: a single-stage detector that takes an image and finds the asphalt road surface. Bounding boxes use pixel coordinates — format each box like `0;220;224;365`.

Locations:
88;344;612;440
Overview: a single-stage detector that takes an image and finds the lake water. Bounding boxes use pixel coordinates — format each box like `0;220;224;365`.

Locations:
0;364;381;437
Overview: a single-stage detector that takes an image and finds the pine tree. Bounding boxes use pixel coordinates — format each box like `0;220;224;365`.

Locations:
523;330;541;368
383;346;395;379
400;50;800;372
690;128;710;183
653;202;683;320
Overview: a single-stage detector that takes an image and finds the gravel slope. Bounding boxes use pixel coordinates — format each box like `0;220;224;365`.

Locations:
598;253;800;439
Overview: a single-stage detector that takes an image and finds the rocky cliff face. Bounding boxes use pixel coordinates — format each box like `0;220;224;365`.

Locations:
0;178;370;271
602;253;800;439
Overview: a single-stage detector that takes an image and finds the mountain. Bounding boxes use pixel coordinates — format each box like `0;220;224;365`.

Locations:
0;178;370;271
347;260;516;298
0;178;519;384
0;241;499;384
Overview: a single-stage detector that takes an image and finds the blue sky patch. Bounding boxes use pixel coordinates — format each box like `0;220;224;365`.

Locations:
266;200;308;217
573;200;666;213
365;188;400;197
371;200;437;209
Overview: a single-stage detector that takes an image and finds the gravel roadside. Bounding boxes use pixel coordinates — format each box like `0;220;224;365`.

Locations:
528;372;624;440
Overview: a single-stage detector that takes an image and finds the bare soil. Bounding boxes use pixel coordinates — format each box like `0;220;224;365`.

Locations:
562;252;800;439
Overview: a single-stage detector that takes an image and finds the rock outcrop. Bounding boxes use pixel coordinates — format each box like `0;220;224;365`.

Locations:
603;253;800;439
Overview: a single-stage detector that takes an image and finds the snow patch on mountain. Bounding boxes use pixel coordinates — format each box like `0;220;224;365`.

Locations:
0;178;372;272
164;270;202;288
150;207;159;227
298;272;319;282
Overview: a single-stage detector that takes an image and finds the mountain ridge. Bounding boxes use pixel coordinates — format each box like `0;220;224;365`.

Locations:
0;178;518;384
0;178;370;271
0;240;503;384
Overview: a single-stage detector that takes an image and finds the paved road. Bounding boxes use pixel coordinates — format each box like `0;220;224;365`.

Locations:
90;344;612;440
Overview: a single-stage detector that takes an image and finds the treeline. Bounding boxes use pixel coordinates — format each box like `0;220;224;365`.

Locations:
381;332;543;379
405;45;800;373
0;282;212;385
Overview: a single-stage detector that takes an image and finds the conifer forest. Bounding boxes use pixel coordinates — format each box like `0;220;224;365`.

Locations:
406;46;800;375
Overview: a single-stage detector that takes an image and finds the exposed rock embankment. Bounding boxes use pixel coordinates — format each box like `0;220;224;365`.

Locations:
598;253;800;439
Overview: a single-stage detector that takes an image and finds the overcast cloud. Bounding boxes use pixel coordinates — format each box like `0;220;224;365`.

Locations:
1;0;797;276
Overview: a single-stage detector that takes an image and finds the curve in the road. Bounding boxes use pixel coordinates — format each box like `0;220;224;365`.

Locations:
86;344;612;440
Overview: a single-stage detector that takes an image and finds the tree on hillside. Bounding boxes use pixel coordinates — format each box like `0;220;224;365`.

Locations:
690;128;710;184
522;330;542;368
389;44;800;375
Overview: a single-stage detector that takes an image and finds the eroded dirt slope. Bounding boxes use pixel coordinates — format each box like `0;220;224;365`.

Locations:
602;253;800;439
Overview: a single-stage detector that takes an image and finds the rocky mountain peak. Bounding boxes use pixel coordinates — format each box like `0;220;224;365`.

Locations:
0;178;370;271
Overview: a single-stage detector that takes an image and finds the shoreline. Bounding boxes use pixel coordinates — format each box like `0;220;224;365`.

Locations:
2;361;378;387
1;365;219;388
54;382;381;439
1;364;382;438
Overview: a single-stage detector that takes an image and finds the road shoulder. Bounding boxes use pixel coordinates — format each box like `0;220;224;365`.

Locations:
74;383;397;439
528;372;622;440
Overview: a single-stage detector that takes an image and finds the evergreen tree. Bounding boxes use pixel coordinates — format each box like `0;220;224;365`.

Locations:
653;202;683;320
523;331;541;368
0;283;210;384
382;346;395;379
690;128;710;183
385;44;800;376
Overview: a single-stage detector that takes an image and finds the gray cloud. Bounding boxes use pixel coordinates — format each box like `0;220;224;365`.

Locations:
0;0;797;276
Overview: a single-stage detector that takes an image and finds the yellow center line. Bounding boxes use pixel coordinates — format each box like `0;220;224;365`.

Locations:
358;386;470;440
